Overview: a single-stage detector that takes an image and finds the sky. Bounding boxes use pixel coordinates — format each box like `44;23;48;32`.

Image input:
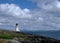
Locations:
0;0;60;31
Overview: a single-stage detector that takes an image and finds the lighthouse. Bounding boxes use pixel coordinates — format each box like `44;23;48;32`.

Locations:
15;23;20;32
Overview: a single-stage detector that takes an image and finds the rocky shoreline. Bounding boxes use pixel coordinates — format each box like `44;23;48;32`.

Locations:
0;30;60;43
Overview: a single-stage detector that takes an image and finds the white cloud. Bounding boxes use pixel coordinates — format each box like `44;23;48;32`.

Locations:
0;3;32;18
25;0;60;30
56;1;60;8
0;3;32;30
0;23;4;25
30;0;60;13
1;0;60;31
23;8;30;13
37;17;44;22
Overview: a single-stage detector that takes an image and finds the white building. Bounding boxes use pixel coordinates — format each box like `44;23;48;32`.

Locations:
15;23;20;32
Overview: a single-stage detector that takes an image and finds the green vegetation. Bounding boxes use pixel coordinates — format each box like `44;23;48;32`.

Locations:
0;30;28;39
0;30;59;43
0;31;13;39
0;34;13;39
0;40;3;43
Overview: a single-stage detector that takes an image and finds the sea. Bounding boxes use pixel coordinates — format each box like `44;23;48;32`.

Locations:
22;30;60;40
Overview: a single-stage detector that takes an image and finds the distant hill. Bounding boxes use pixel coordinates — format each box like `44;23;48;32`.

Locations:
0;30;60;43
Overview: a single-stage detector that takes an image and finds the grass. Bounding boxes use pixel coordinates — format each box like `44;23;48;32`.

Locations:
0;34;13;39
0;30;59;43
0;30;28;39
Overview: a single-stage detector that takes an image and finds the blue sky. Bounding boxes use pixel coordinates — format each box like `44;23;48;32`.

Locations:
0;0;60;31
0;0;37;9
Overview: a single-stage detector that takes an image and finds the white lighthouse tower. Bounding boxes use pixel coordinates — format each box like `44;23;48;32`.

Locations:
15;23;20;32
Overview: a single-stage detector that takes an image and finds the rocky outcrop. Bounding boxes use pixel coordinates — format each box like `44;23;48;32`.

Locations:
0;30;60;43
